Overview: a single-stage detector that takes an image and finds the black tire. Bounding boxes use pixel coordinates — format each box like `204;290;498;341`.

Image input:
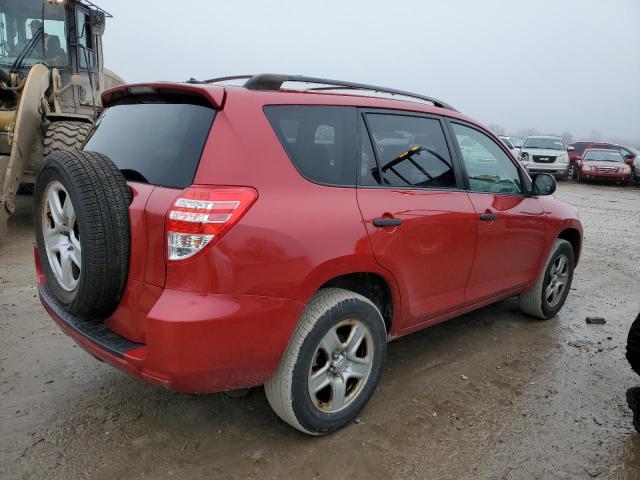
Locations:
265;288;387;435
627;313;640;377
43;121;92;157
519;239;575;320
34;150;131;318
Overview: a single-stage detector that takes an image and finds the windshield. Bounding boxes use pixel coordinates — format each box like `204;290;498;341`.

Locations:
523;137;565;150
510;137;523;148
0;0;69;69
583;150;624;162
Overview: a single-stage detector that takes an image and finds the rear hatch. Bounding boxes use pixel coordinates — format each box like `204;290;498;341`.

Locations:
81;85;220;341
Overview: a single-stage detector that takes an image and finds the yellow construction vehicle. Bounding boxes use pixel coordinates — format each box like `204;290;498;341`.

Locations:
0;0;123;235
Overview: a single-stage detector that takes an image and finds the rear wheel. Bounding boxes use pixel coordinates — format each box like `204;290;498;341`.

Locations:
44;121;92;157
519;239;575;319
265;288;387;435
34;150;131;317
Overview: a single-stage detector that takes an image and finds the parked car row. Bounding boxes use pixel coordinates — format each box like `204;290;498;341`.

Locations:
498;135;639;186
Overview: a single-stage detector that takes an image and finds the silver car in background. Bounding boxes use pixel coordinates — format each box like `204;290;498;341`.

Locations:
519;136;570;180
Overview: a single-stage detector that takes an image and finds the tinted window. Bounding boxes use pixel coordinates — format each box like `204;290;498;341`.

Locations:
452;123;523;195
571;142;589;154
83;103;215;188
264;106;357;186
363;114;456;189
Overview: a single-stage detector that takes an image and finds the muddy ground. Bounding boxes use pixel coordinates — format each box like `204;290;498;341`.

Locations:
1;182;639;480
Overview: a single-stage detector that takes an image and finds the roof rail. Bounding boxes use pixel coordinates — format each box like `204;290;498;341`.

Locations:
203;73;458;112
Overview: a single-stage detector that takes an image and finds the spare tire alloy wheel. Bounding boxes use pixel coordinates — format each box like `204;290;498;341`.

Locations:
42;181;81;291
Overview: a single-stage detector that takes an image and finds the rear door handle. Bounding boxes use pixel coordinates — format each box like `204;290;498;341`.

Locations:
373;218;403;227
479;213;497;221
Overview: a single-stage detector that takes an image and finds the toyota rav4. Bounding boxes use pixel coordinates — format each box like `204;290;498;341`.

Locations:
34;74;583;435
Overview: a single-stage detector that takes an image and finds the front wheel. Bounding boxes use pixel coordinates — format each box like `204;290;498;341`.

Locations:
265;288;387;435
519;239;575;319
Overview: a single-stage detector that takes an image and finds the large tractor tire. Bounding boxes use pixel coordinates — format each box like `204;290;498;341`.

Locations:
34;150;131;318
43;121;92;157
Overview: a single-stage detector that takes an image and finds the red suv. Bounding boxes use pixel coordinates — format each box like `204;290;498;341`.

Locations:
34;74;583;435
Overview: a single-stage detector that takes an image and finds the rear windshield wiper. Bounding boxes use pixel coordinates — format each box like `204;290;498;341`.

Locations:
120;169;150;184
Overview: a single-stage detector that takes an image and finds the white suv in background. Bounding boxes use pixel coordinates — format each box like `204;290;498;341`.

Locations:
499;135;523;158
519;136;570;180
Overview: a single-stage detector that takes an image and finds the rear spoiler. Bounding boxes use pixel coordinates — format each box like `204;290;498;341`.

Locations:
102;83;226;109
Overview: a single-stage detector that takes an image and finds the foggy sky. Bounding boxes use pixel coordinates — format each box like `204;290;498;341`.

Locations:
102;0;640;145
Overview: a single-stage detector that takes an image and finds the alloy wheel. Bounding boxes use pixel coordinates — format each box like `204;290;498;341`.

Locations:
545;254;569;308
42;181;81;291
308;319;374;413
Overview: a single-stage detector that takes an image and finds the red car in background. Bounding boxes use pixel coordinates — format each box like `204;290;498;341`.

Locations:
577;148;633;185
569;141;637;178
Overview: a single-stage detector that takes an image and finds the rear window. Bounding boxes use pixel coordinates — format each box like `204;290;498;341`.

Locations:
83;103;216;188
263;106;357;186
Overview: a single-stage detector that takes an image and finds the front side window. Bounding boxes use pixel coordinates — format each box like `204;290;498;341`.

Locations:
264;106;357;186
452;123;523;195
0;0;69;69
362;114;456;189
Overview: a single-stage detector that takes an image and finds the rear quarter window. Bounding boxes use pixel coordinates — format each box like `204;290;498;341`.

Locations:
263;106;357;186
83;103;216;189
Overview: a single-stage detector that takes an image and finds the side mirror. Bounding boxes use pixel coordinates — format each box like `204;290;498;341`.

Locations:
89;10;106;36
567;146;575;151
531;173;556;196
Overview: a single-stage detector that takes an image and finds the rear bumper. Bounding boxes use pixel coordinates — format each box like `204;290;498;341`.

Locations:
39;283;304;394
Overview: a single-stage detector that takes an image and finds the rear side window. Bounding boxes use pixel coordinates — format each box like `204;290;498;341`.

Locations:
264;106;357;186
83;103;216;188
363;113;456;189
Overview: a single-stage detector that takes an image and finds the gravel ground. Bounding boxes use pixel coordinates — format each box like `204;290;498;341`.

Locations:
1;181;639;480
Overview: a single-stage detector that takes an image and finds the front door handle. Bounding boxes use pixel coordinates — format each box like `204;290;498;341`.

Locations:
373;218;403;227
479;213;497;221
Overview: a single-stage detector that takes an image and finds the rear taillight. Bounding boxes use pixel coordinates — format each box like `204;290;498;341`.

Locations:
166;186;257;261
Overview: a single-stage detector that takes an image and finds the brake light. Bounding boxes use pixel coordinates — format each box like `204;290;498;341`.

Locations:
166;186;257;261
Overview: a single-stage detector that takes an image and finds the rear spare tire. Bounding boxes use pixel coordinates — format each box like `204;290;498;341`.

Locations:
34;150;131;318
